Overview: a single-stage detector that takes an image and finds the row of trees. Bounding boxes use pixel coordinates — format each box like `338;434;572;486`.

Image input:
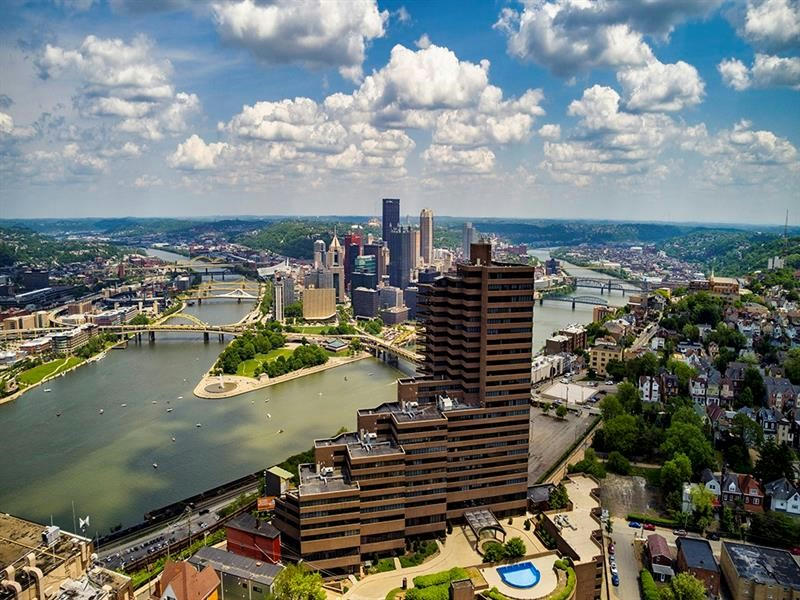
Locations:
254;344;329;378
214;323;286;374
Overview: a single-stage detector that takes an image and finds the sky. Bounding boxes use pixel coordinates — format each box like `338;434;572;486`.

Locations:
0;0;798;224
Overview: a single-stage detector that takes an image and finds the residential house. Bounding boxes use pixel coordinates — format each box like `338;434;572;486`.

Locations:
646;534;675;582
764;478;800;515
721;362;749;403
187;547;283;600
764;376;797;411
155;561;220;600
639;375;660;403
720;472;764;513
660;371;679;399
757;407;779;441
676;537;720;599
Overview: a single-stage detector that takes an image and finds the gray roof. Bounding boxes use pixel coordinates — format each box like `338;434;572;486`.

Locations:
700;468;719;485
528;484;555;504
677;537;718;572
226;513;280;540
188;546;283;587
723;542;800;589
765;478;798;502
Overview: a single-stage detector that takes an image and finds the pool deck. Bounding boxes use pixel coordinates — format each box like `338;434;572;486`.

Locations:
479;554;559;600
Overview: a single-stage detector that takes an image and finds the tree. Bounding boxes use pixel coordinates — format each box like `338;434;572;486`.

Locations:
600;395;624;421
743;367;766;405
617;381;642;414
482;541;505;563
754;440;796;484
284;301;303;318
690;486;715;533
661;453;692;509
785;348;800;385
271;564;325;600
661;422;715;475
682;323;700;342
731;412;763;447
721;506;735;534
603;414;639;455
662;572;707;600
606;451;631;475
503;537;526;559
129;313;150;325
549;483;570;510
556;404;568;419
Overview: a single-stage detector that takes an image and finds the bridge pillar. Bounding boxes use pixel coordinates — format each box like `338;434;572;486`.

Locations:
600;287;604;295
571;299;576;310
608;281;612;294
222;273;225;281
539;297;543;306
205;267;208;274
204;332;209;343
198;298;202;305
219;333;224;342
149;331;155;343
137;333;142;344
622;289;626;297
237;298;241;304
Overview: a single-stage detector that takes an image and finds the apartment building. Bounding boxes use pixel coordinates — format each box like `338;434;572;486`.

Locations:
589;339;624;377
272;243;534;573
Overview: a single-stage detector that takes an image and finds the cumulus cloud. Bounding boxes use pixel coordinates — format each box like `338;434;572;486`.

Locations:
741;0;800;50
538;123;561;140
134;174;164;187
169;134;229;170
719;53;800;90
542;84;678;185
212;0;387;82
422;144;496;173
494;0;722;77
34;35;199;140
681;119;799;185
617;60;705;111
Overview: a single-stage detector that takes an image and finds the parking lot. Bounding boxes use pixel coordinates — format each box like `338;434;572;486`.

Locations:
528;406;597;484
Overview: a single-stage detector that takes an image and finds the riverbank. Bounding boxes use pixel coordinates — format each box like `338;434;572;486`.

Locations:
192;352;371;399
0;337;127;406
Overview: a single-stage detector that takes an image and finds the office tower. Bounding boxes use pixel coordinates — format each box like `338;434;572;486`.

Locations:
462;222;477;259
324;233;346;301
273;280;284;323
352;287;379;318
388;226;413;289
282;274;296;306
344;243;361;290
419;208;433;265
351;255;378;290
379;285;403;309
410;229;420;271
382;198;400;243
403;286;418;319
313;240;326;269
273;241;535;573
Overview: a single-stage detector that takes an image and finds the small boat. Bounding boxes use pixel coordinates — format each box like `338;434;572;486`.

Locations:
171;437;176;442
121;403;127;407
267;413;272;419
99;409;104;414
368;372;374;376
195;423;202;428
344;376;348;381
152;463;158;469
278;429;284;434
44;388;52;393
56;412;61;417
177;396;183;400
166;408;173;413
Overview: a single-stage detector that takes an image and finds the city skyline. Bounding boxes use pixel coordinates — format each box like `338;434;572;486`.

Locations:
1;0;799;224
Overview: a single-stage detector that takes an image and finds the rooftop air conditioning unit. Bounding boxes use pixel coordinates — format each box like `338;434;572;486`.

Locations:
42;526;61;548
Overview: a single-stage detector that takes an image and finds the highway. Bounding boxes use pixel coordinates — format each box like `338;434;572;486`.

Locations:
97;483;259;571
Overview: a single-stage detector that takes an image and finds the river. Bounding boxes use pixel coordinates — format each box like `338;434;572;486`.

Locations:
530;249;630;351
0;282;403;536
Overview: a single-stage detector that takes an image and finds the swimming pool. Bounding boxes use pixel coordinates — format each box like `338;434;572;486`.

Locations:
496;562;541;588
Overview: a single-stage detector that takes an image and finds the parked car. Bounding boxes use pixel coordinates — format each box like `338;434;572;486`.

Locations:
608;542;615;555
673;529;687;537
629;521;642;528
610;563;618;576
611;573;619;587
706;532;720;541
791;547;800;556
643;523;656;531
605;380;614;385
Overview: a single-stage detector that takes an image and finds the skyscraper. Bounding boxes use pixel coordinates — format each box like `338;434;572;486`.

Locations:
382;198;399;243
419;208;433;265
388;226;413;289
462;222;477;259
272;241;535;573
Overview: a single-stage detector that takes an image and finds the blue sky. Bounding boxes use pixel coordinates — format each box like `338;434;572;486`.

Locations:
1;0;798;224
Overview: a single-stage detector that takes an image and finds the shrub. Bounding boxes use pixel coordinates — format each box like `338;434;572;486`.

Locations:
405;585;449;600
399;540;438;567
606;451;631;475
484;588;510;600
504;537;526;559
524;519;531;531
640;570;660;600
412;567;468;589
482;542;505;563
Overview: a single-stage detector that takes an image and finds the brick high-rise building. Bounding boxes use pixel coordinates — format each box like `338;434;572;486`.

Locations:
272;242;534;573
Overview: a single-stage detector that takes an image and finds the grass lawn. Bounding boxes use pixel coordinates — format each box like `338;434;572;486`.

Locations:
294;325;328;334
236;347;295;377
18;356;83;386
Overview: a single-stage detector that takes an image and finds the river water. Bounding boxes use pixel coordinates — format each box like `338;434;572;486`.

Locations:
0;279;403;536
0;248;628;535
530;249;630;351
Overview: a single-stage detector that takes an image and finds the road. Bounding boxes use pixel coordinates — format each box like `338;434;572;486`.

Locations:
607;518;724;599
97;484;258;571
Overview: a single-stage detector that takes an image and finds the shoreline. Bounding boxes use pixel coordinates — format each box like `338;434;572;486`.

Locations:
193;352;371;399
